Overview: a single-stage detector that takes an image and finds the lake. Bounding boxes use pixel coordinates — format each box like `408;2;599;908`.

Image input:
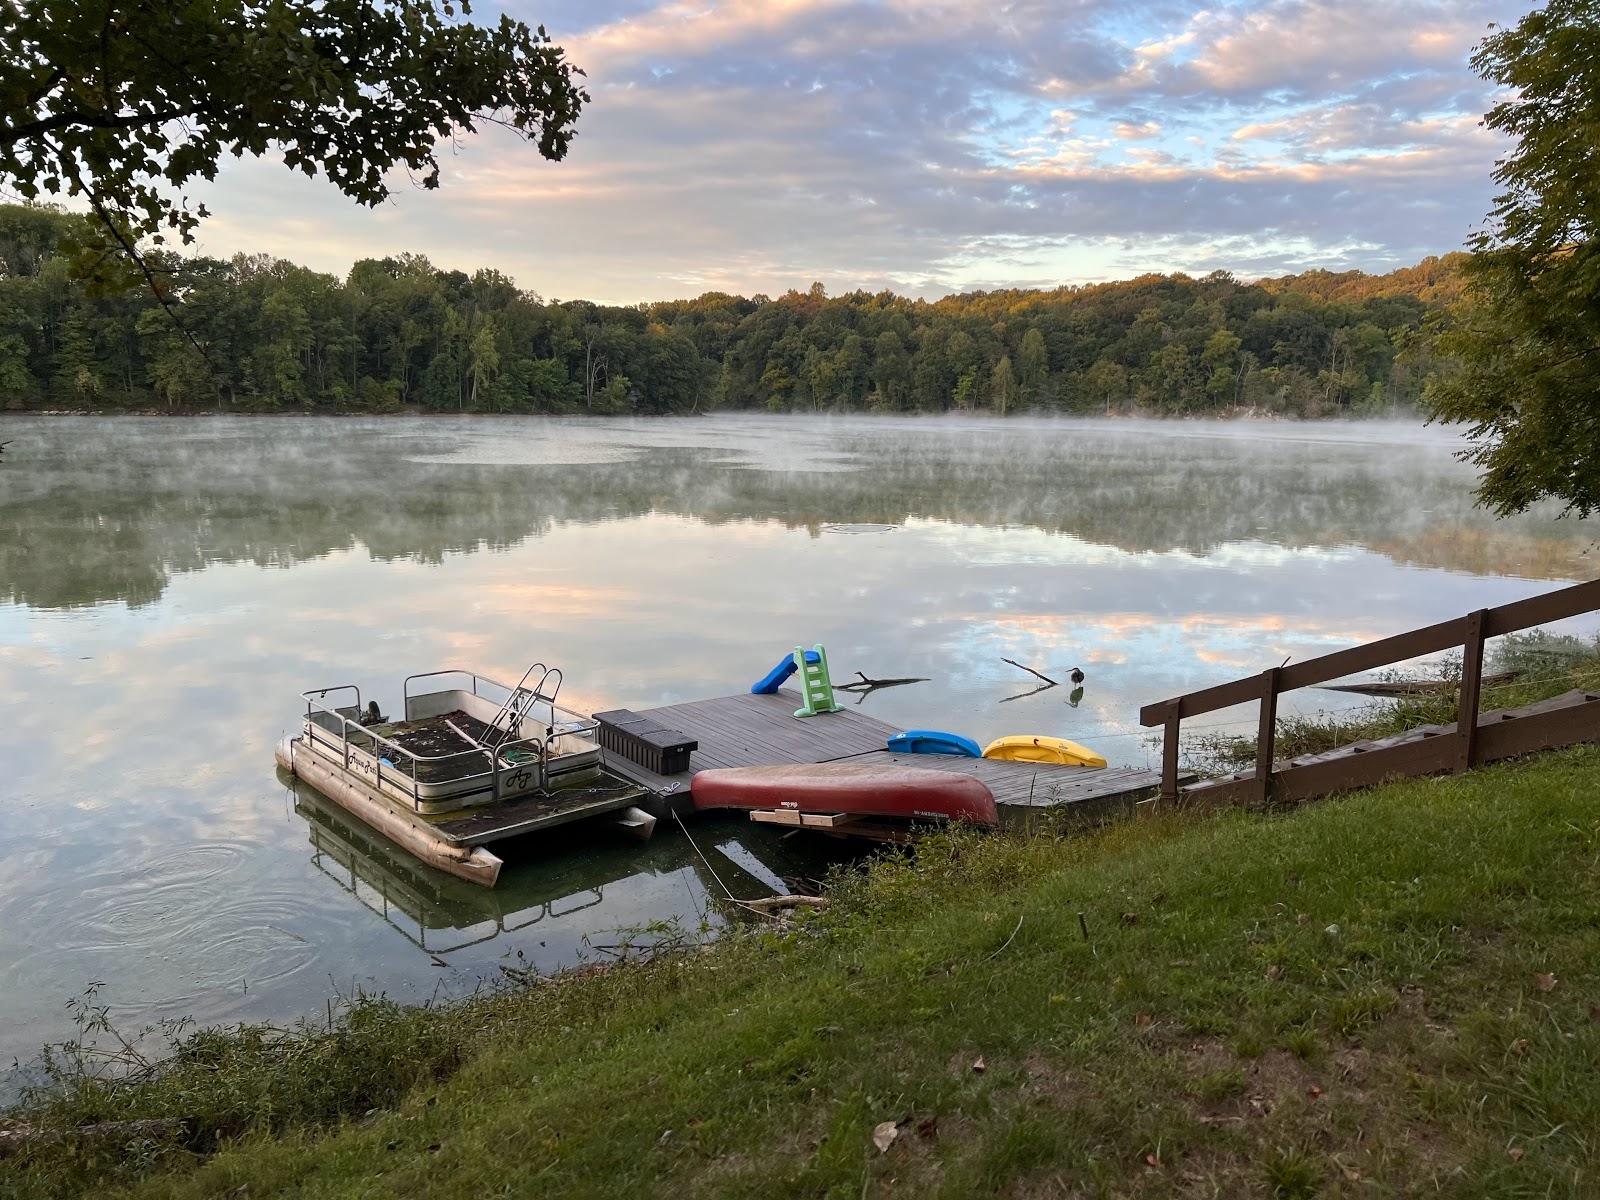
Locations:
0;413;1593;1077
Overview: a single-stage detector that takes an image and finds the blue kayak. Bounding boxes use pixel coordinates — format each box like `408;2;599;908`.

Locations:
887;729;982;758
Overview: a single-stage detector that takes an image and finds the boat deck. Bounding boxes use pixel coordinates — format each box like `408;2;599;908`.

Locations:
430;777;649;846
604;690;1175;823
356;709;519;784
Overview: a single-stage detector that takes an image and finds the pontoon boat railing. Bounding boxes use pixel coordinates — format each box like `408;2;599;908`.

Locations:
301;686;548;810
401;667;591;743
308;683;362;716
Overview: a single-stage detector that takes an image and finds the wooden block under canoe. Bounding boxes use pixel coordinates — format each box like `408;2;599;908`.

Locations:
748;810;857;828
801;812;853;828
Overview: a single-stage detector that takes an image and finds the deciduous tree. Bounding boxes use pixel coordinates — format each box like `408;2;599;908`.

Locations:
0;0;586;298
1018;327;1049;400
1426;0;1600;514
990;354;1015;415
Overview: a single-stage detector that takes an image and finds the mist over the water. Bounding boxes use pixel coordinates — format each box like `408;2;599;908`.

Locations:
0;413;1593;1081
2;414;1586;611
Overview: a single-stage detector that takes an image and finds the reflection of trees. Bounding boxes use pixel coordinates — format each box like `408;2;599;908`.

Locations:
1;419;1589;610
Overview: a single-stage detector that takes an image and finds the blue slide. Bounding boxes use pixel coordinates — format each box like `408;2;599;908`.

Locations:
887;729;982;758
750;649;821;695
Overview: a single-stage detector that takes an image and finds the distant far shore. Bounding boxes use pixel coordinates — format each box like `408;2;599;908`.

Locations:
0;204;1456;424
3;405;1423;422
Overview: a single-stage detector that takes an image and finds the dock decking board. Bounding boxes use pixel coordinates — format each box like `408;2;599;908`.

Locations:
875;754;1169;808
604;690;1166;814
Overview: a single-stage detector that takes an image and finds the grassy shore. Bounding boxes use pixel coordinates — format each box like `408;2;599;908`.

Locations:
8;746;1600;1198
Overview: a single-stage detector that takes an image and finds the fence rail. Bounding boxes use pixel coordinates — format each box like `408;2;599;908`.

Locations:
1138;578;1600;808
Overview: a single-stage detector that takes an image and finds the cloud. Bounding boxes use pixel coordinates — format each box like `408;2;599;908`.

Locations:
1110;1;1501;100
570;0;851;75
181;0;1521;301
1190;2;1495;95
1114;120;1163;140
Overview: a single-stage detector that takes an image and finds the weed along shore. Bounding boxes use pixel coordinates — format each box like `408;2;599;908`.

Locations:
7;745;1599;1198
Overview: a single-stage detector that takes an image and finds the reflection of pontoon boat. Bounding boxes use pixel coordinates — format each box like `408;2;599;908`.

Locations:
288;777;854;957
291;782;608;955
275;664;655;887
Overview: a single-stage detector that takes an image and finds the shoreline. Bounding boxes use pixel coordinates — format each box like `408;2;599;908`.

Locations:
2;405;1424;422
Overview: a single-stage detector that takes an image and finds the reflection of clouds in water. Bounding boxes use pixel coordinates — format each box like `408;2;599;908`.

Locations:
1177;541;1359;571
1194;645;1276;668
943;607;1386;724
474;580;634;617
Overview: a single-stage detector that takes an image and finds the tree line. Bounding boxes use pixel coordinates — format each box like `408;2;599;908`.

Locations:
0;204;1466;418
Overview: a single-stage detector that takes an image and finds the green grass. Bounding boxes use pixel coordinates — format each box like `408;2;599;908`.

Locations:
8;744;1600;1198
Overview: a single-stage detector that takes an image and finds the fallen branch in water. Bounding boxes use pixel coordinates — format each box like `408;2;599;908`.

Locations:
836;671;930;694
1000;682;1056;704
1001;657;1058;687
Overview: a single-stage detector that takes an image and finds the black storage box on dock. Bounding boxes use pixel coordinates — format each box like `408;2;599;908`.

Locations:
592;709;698;776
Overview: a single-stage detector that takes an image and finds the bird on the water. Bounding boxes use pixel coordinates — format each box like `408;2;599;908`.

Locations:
0;441;10;460
1068;666;1085;685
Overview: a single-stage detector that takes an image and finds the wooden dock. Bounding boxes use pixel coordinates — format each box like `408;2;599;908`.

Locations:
603;690;1169;826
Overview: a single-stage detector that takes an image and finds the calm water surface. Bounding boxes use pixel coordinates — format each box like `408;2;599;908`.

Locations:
0;414;1593;1074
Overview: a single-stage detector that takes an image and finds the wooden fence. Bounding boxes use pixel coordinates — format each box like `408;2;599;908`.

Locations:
1138;578;1600;808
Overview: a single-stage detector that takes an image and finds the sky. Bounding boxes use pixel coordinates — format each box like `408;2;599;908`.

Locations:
188;0;1530;304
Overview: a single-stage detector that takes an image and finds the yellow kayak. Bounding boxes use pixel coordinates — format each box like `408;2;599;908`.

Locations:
982;735;1107;769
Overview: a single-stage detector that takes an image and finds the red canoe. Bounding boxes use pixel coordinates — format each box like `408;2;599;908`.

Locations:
691;763;998;827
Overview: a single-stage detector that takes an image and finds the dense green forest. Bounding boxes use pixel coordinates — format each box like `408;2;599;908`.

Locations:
0;204;1465;417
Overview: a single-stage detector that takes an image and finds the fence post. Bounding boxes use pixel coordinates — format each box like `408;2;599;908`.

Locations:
1255;666;1280;805
1456;608;1487;772
1161;701;1181;806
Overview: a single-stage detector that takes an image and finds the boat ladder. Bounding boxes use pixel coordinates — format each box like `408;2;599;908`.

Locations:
485;662;564;746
